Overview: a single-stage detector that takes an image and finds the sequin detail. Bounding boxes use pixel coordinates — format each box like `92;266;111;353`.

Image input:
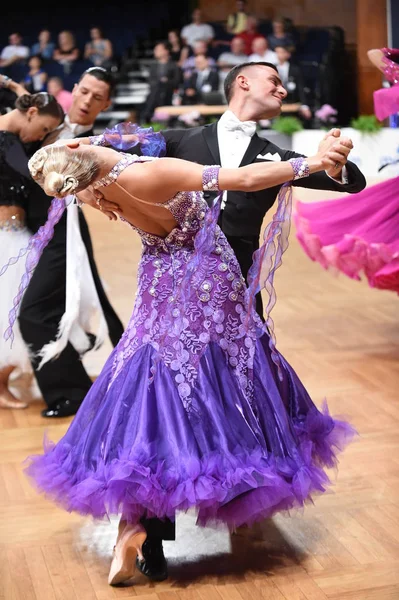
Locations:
100;156;262;417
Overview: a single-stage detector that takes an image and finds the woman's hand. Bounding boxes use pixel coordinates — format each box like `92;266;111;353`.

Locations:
313;129;353;171
76;187;122;221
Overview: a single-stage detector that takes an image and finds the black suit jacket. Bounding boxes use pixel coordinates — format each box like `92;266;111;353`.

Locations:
25;128;94;232
185;69;220;93
163;122;366;237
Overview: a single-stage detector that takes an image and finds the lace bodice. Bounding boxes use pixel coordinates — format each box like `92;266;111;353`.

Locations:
93;153;210;250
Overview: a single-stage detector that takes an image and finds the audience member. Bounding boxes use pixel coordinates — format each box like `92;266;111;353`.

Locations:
181;9;215;49
23;56;48;93
248;37;277;64
31;30;55;60
181;40;216;79
217;37;248;89
237;16;264;55
275;45;311;121
268;17;295;52
183;54;219;104
84;27;113;68
53;31;80;74
47;76;73;112
0;33;29;68
226;0;249;35
141;42;181;123
167;30;190;66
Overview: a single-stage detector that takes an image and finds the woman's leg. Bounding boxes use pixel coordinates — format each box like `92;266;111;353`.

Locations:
0;366;28;409
108;517;147;586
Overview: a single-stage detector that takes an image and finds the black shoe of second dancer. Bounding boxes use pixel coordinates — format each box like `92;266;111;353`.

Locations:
136;538;168;582
41;398;82;418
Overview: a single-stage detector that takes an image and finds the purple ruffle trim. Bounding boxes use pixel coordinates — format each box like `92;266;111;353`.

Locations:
24;406;355;530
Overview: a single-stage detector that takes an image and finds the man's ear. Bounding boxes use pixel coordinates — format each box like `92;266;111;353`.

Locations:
103;99;112;111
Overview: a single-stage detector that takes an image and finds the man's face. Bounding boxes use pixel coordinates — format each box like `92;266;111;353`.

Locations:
231;38;245;55
69;74;111;126
10;34;21;46
192;9;202;23
252;37;267;55
236;65;287;118
154;43;168;61
195;55;208;71
275;47;291;63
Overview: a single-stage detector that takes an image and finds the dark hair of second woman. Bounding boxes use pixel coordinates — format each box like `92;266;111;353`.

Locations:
15;92;64;123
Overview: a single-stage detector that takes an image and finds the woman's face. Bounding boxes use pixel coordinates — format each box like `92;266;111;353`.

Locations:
59;32;73;48
29;57;41;70
39;30;50;44
168;31;178;45
91;28;101;40
19;110;62;143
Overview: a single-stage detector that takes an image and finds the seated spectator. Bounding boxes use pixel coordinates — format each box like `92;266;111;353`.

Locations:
47;76;73;112
226;0;249;35
181;9;215;49
84;27;113;68
217;37;248;88
141;41;181;123
183;54;219;105
275;45;311;121
31;29;55;61
268;17;295;52
168;29;190;66
23;55;48;93
181;40;216;79
53;31;80;74
248;37;277;64
0;33;29;68
237;16;264;55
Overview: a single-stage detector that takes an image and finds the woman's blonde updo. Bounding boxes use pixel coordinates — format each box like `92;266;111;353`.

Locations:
28;145;100;198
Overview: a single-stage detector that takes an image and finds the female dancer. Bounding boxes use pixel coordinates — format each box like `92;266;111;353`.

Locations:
294;48;399;294
0;92;63;408
19;125;354;585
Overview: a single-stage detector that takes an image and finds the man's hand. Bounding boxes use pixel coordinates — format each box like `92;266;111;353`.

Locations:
76;187;122;221
318;128;354;179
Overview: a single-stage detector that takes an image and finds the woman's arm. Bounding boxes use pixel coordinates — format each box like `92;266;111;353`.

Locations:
104;40;113;59
122;134;344;203
367;48;386;74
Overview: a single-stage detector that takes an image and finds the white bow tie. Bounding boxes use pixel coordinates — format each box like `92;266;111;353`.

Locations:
223;117;257;137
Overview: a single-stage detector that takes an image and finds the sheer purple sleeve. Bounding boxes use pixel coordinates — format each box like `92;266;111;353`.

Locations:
245;183;294;380
90;122;166;157
1;198;66;345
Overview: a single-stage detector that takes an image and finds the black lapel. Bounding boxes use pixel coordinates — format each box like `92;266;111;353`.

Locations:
239;133;269;166
202;122;221;164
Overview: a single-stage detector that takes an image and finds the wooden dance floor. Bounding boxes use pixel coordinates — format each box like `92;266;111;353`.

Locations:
1;182;398;599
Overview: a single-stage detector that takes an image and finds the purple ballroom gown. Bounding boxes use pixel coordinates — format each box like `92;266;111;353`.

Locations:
25;154;355;529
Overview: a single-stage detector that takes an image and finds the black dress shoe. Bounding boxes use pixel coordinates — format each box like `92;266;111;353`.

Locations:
41;399;82;418
136;538;168;582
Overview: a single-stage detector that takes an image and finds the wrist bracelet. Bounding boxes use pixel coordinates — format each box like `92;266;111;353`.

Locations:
202;165;220;191
89;134;106;146
288;157;310;180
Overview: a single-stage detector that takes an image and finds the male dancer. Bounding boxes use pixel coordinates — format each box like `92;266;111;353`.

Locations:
19;67;124;418
75;62;366;582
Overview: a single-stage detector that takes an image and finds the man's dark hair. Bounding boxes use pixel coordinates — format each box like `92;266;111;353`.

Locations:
224;61;278;103
79;66;116;98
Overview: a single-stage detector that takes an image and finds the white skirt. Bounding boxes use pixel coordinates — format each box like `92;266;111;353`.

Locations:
0;227;32;371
